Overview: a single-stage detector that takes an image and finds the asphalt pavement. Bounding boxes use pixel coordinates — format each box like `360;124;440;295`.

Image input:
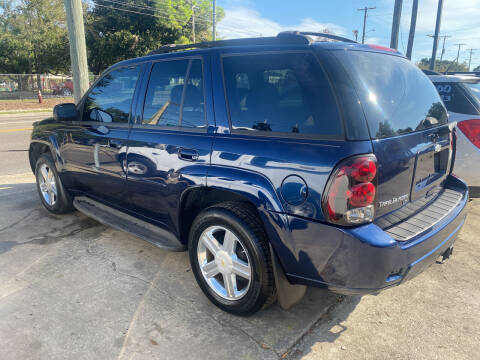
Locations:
0;112;51;175
0;113;479;360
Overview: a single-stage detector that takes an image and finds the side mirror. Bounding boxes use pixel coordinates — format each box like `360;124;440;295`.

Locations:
89;108;113;123
53;103;78;121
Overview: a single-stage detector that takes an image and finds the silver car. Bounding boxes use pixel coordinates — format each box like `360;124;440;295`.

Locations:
430;75;480;194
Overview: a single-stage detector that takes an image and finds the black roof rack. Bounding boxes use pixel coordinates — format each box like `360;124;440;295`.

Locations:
422;69;441;75
277;31;357;44
148;31;356;56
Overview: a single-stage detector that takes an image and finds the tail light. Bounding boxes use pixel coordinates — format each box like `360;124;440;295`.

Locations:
322;155;378;226
457;119;480;149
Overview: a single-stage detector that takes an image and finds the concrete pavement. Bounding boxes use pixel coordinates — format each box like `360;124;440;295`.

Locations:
0;173;339;360
0;112;51;175
288;199;480;360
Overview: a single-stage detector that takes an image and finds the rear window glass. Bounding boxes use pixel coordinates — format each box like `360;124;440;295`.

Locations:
335;51;448;139
465;82;480;98
222;52;341;137
434;82;480;115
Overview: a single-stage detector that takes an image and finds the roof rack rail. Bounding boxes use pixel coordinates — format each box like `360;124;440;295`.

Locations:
148;30;355;56
422;69;441;75
278;31;357;44
148;35;308;55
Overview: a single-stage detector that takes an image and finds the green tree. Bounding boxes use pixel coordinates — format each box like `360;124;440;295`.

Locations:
473;65;480;72
417;58;469;73
86;0;224;74
0;0;70;90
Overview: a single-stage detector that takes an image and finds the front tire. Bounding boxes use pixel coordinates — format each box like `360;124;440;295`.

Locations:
188;202;276;316
35;154;74;214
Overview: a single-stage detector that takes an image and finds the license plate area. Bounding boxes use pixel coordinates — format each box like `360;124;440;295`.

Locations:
411;144;449;201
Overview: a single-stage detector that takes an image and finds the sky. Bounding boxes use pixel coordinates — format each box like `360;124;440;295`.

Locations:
215;0;480;70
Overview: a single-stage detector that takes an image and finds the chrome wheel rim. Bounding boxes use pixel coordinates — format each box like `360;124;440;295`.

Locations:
197;226;252;300
38;164;57;206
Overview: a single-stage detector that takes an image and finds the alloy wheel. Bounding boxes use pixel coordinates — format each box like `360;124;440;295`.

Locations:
38;164;57;206
197;225;252;300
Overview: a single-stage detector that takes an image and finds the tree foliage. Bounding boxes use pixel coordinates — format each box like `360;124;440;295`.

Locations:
417;58;469;73
473;65;480;72
86;0;224;73
0;0;70;75
0;0;225;76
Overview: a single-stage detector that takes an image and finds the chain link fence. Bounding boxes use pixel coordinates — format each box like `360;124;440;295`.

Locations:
0;74;99;100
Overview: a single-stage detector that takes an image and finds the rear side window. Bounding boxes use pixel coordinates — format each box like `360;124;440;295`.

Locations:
434;82;480;115
465;82;480;100
335;51;448;139
222;52;341;137
142;58;206;128
83;66;140;123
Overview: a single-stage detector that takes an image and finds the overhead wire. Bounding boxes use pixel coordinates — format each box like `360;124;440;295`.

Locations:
91;1;263;37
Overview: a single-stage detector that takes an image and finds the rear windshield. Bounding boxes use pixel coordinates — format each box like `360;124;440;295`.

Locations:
335;50;448;139
434;82;480;115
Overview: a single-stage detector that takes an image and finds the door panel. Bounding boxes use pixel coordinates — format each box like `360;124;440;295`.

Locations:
126;130;212;229
125;56;214;237
63;124;131;207
61;65;142;208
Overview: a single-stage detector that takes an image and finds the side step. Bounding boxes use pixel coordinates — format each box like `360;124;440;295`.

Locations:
73;196;185;251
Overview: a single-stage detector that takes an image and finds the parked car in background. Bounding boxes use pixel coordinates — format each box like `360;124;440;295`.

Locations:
429;74;480;194
52;79;73;96
29;32;468;315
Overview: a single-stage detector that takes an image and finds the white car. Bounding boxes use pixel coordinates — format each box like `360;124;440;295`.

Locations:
430;74;480;193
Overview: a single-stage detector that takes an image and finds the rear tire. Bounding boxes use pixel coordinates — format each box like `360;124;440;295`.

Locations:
35;153;74;214
188;202;276;316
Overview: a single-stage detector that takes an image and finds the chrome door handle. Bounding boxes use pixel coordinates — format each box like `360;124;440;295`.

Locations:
178;148;199;161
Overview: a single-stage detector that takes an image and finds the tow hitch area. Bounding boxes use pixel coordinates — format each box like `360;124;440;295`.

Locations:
438;247;454;264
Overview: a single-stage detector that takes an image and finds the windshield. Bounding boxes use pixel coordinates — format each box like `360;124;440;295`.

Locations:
334;50;448;139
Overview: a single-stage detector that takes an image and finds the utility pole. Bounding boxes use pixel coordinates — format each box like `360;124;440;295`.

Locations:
64;0;89;104
455;43;466;65
357;6;375;44
353;30;359;42
429;0;444;70
427;34;451;62
439;35;451;61
191;1;196;43
467;49;476;71
406;0;418;59
390;0;403;50
212;0;216;41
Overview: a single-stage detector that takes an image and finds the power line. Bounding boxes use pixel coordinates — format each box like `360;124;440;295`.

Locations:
93;0;212;25
91;2;261;38
92;0;220;28
357;6;376;44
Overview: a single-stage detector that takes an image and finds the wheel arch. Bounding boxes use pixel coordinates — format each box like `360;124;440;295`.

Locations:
179;165;286;245
29;141;54;173
179;166;298;285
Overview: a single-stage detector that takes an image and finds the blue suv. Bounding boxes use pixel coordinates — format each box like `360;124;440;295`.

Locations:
29;32;469;315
